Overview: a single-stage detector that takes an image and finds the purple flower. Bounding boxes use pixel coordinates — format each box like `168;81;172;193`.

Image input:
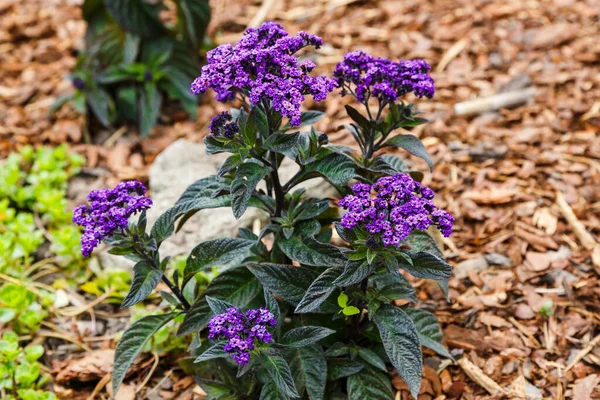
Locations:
333;50;435;103
73;181;152;257
207;307;277;365
209;111;239;139
190;21;336;127
338;174;453;247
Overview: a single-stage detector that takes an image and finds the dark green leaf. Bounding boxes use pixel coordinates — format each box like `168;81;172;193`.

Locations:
113;312;177;394
288;345;327;400
204;267;261;307
278;236;345;267
175;0;210;50
138;82;161;137
344;105;372;133
324;343;348;358
150;176;230;243
177;297;210;335
264;289;281;326
260;379;289;400
282;110;325;131
294;198;330;221
293;153;357;187
264;132;300;153
403;251;452;280
383;134;433;170
184;238;255;283
373;305;422;399
346;367;393;400
87;87;115;127
378;154;410;173
121;261;163;308
194;342;228;363
247;263;320;306
327;359;363;381
357;348;387;372
405;230;443;258
259;353;300;398
231;162;269;219
406;308;452;359
205;296;233;315
295;267;342;313
281;326;335;348
105;0;165;38
333;260;373;287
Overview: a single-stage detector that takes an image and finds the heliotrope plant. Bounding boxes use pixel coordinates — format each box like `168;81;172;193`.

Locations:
74;22;456;399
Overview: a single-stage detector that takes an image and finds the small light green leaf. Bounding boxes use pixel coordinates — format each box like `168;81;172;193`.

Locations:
342;306;360;316
337;292;349;308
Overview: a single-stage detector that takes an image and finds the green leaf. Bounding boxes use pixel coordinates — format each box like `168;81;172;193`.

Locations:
194;342;228;363
333;260;373;287
378;280;417;303
139;82;161;137
373;305;422;399
231;162;269;219
402;251;452;280
105;0;165;38
342;306;360;316
288;345;327;400
379;154;410;173
346;367;393;400
406;308;453;359
121;261;163;308
203;267;261;308
175;0;210;50
184;238;255;283
150;176;231;242
324;343;348;357
295;267;342;313
281;326;335;348
327;359;363;381
282;110;325;131
264;289;281;326
357;348;387;372
247;263;320;306
113;312;177;394
264;132;300;152
383;134;433;170
337;292;349;308
48;93;74;116
177;297;210;335
259;353;300;398
278;236;345;267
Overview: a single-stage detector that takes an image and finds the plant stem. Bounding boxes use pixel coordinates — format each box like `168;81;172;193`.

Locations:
134;248;191;311
270;151;285;218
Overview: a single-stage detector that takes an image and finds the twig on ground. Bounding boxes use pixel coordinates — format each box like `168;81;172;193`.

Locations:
454;88;537;116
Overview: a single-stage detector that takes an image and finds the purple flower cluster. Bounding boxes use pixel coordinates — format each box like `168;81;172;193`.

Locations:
73;181;152;257
208;307;277;365
190;21;337;126
209;111;239;139
333;50;435;103
338;174;453;247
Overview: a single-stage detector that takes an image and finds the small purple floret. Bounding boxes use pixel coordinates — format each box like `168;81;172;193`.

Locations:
333;50;435;103
73;181;152;257
190;21;336;127
208;307;277;366
338;174;453;247
209;111;239;139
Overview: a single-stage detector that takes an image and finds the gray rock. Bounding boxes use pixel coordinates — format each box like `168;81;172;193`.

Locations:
454;256;489;280
484;252;512;267
147;139;339;257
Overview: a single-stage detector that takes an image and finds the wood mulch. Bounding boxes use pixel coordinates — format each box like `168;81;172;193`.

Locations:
1;0;599;398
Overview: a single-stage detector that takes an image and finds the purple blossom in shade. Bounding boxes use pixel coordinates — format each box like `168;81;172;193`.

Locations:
207;307;277;365
333;50;435;103
72;181;152;257
338;174;453;247
209;111;239;139
190;21;337;127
